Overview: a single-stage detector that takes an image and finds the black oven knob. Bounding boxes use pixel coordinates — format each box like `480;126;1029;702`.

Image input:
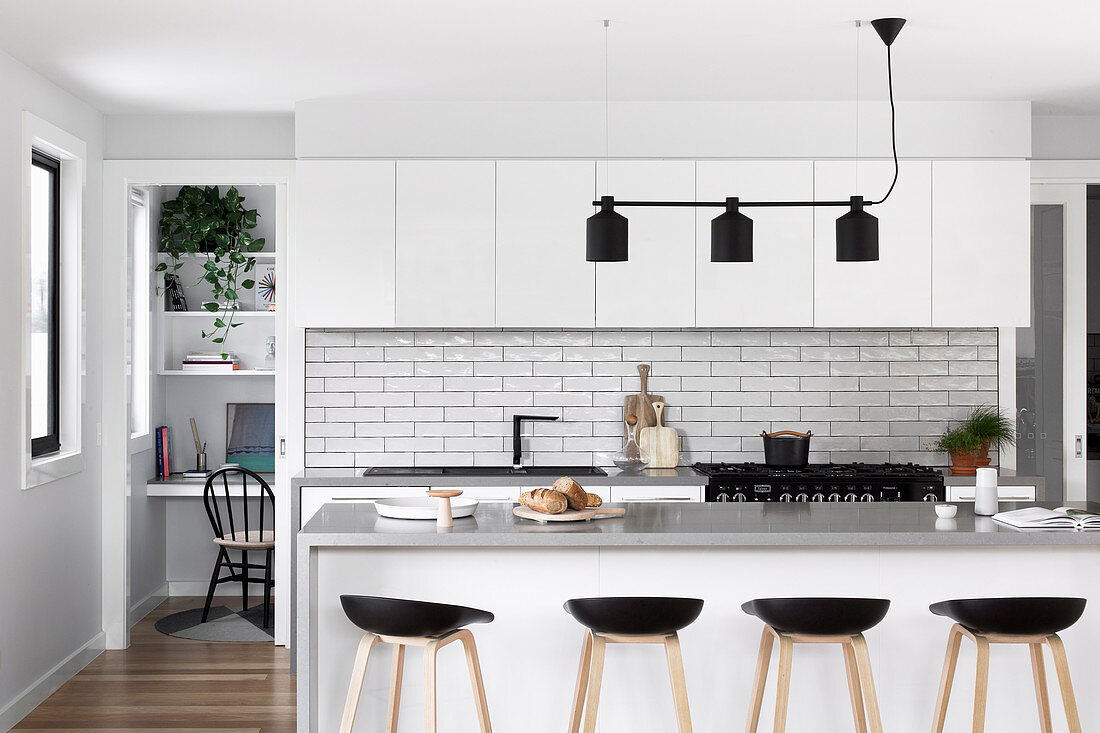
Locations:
779;493;792;502
812;493;825;502
844;493;858;502
860;493;875;502
795;493;809;502
716;492;731;502
828;492;841;502
923;492;939;502
733;493;747;502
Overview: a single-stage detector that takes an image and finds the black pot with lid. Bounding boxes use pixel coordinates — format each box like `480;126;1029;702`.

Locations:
760;430;812;467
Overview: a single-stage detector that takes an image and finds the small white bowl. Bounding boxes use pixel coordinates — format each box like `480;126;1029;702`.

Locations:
934;503;958;519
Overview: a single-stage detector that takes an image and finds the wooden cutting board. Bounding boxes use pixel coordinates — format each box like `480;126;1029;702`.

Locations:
639;401;679;468
513;506;626;524
624;364;664;441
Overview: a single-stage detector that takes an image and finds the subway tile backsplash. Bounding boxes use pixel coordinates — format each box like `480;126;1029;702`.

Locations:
304;329;999;469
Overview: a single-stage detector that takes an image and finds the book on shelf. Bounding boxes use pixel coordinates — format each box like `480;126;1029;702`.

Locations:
154;426;171;480
992;506;1100;531
182;352;240;371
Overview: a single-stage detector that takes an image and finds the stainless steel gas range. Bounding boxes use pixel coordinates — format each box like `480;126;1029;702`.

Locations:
693;462;945;503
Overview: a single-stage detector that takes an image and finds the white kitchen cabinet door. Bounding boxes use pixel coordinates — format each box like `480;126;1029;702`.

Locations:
595;161;696;327
496;161;596;327
609;485;703;502
396;160;496;327
946;485;1036;502
294;161;396;327
813;161;932;327
931;160;1031;327
695;161;813;327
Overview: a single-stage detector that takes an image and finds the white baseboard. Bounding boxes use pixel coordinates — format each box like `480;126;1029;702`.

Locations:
168;580;276;598
0;631;105;733
129;582;169;628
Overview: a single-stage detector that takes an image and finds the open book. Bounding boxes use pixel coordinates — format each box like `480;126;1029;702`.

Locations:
992;506;1100;531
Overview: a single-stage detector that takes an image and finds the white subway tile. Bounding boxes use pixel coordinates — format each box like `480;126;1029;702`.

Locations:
563;376;622;392
473;392;534;407
711;392;770;406
356;422;415;437
416;422;475;437
354;451;414;467
828;331;889;346
306;392;354;407
831;362;890;376
415;452;473;467
444;376;502;391
384;377;443;391
306;330;355;346
447;346;504;361
306;422;354;438
771;332;830;346
910;330;949;345
593;331;651;346
918;376;978;391
306;361;354;377
949;330;997;345
356;331;413;346
325;407;385;422
889;362;949;376
475;331;533;346
650;361;712;377
415;392;474;407
771;392;830;406
858;377;918;391
801;376;860;391
385;407;445;422
622;346;683;361
357;392;415;407
445;437;506;452
741;346;801;361
415;331;474;346
355;362;415;377
771;362;830;377
712;361;770;376
504;376;563;392
475;361;533;376
327;377;384;392
562;407;622;422
416;361;474;377
533;331;593;346
386;437;444;452
325;437;386;452
563;346;623;361
652;330;711;346
948;361;997;376
712;331;770;346
800;406;859;421
831;392;889;407
505;346;562;361
890;390;949;407
385;346;443;362
534;392;592;407
919;346;978;361
534;361;592;377
446;407;504;422
326;346;385;361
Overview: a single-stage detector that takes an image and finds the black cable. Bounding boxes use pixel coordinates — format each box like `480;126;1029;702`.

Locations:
872;45;898;205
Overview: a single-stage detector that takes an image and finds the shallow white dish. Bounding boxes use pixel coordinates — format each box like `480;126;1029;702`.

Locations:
374;497;479;520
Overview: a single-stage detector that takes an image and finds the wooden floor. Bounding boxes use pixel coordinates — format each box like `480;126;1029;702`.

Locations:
13;596;294;732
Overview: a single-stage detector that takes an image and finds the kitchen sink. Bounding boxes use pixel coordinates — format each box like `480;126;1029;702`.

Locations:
364;465;608;477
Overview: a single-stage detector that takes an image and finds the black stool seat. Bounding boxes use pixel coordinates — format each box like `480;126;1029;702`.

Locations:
930;597;1085;636
340;595;494;637
742;597;890;636
564;596;704;635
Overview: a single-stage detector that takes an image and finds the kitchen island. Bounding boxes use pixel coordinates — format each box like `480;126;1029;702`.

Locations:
297;501;1100;732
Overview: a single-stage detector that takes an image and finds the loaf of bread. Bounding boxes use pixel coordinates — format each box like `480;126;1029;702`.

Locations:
585;492;603;508
553;476;588;511
518;488;569;514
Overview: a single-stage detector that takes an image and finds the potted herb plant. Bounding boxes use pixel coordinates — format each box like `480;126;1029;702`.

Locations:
963;405;1016;466
155;185;266;358
928;425;983;476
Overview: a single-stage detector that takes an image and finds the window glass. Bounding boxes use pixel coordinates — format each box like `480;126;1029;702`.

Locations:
30;151;60;456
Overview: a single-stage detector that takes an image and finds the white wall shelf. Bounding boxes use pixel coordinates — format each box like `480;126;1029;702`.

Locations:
163;311;275;318
158;369;276;377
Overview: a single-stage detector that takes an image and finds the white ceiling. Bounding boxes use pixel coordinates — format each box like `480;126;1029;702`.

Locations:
0;0;1097;115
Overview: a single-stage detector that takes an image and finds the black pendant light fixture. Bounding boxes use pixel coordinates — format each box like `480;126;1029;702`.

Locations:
711;197;753;262
589;17;905;264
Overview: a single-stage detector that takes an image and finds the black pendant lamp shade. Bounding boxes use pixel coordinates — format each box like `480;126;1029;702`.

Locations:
871;17;906;47
711;197;753;262
835;196;879;262
586;196;628;262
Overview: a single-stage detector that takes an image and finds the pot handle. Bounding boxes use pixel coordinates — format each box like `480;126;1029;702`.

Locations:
761;430;813;438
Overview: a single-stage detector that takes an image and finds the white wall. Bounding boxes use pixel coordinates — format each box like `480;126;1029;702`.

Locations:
0;49;104;721
1033;115;1100;160
106;114;294;160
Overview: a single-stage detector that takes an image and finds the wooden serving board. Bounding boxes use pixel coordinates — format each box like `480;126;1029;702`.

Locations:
639;401;679;468
624;364;664;440
513;506;626;524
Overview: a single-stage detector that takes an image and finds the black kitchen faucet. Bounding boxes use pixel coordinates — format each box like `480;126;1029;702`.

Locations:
512;414;559;469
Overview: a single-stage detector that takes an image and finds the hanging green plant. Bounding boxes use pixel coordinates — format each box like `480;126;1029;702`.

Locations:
155;185;266;358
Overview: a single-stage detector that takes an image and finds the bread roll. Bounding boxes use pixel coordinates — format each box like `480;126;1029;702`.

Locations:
553;476;588;511
518;488;568;514
585;492;603;508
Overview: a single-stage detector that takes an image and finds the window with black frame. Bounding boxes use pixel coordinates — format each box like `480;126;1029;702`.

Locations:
30;150;61;457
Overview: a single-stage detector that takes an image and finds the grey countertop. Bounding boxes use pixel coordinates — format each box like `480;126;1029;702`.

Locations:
292;466;707;487
297;500;1100;548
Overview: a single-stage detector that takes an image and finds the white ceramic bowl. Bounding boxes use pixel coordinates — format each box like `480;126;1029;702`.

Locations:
374;497;479;520
934;503;958;519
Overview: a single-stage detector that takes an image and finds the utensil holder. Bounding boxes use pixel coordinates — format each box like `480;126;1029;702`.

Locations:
196;452;207;472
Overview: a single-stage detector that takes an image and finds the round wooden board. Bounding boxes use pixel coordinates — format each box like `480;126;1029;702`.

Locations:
512;505;626;523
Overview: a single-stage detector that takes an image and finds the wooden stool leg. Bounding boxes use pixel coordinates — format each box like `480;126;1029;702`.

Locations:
850;634;884;733
386;644;405;733
1046;634;1082;733
1029;642;1053;733
459;630;493;733
569;631;594;733
772;633;793;733
582;634;607;733
424;638;441;733
745;627;775;733
339;633;380;733
663;633;693;733
971;636;990;733
932;625;964;733
842;640;868;733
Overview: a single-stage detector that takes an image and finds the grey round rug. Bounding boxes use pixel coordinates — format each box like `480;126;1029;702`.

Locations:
155;604;274;642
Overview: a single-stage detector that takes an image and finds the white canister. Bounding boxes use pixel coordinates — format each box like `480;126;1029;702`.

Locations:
973;467;999;516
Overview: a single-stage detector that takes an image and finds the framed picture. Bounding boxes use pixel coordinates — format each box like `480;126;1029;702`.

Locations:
226;403;275;473
255;263;276;311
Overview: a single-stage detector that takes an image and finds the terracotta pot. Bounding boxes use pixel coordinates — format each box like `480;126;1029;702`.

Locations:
948;449;980;476
975;443;992;467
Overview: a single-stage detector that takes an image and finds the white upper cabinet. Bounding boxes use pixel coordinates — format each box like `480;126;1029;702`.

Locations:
595;160;696;327
496;161;596;327
396;160;497;327
931;160;1030;327
695;161;814;327
294;161;396;327
813;161;933;327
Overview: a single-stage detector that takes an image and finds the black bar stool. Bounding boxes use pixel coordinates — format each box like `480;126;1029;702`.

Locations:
930;597;1085;733
742;597;890;733
565;596;703;733
339;595;494;733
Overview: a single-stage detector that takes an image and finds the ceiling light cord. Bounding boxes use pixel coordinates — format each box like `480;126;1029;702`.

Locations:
872;45;898;205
